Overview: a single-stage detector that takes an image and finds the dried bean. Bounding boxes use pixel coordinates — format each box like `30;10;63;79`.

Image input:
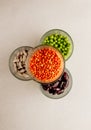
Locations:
23;50;28;56
12;47;30;79
16;52;20;57
20;69;26;73
22;73;30;78
23;55;27;62
13;57;19;63
41;71;69;95
57;90;64;95
20;56;23;62
18;62;22;69
52;82;59;88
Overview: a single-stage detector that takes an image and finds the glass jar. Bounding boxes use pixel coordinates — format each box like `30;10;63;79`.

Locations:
40;29;73;60
40;68;72;99
26;45;65;84
9;46;33;81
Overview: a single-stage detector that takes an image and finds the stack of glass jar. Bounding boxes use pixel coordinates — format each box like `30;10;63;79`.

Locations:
9;29;73;99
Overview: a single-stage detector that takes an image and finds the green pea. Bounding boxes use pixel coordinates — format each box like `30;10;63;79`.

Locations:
65;48;68;51
60;43;63;47
58;47;60;50
53;37;57;40
53;42;56;45
54;44;58;48
45;37;49;40
62;45;65;48
50;43;54;46
57;41;60;44
50;35;54;39
62;48;65;51
50;39;53;43
64;38;69;42
46;40;49;43
60;39;64;43
63;42;67;45
58;38;61;42
55;40;57;43
59;35;62;39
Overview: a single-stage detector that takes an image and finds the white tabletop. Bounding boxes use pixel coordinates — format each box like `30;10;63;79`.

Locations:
0;0;91;130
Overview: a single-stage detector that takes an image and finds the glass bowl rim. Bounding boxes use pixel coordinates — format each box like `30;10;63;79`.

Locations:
26;44;65;84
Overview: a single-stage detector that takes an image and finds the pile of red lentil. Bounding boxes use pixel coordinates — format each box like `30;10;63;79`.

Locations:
28;46;64;83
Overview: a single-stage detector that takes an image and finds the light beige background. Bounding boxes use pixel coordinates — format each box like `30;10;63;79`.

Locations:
0;0;91;130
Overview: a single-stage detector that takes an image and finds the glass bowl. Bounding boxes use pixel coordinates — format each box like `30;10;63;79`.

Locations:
40;68;72;99
9;46;33;81
40;29;73;61
26;45;65;84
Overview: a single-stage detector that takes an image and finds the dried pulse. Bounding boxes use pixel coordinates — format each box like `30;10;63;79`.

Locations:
28;47;64;83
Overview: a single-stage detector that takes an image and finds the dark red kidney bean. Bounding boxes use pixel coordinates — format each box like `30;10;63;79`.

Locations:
41;71;69;95
60;82;66;90
49;88;53;94
50;83;55;86
63;72;69;80
52;81;59;88
52;90;56;95
42;85;48;90
57;89;64;95
64;81;69;89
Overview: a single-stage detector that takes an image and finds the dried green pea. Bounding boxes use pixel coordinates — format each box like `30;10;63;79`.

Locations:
41;32;72;60
50;34;53;38
65;47;68;50
50;43;54;46
53;37;57;40
54;44;58;48
58;41;61;44
50;39;53;43
58;38;61;42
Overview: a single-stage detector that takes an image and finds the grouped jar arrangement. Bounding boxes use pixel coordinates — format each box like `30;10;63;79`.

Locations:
9;29;73;99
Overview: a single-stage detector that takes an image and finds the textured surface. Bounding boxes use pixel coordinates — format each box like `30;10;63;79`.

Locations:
0;0;91;130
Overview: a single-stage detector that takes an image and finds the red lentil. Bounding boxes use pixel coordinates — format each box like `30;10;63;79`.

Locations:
28;46;64;83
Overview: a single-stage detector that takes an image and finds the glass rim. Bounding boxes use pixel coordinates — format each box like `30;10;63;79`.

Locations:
26;45;65;84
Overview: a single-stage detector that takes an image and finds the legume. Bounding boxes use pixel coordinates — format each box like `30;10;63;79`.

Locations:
10;47;31;80
28;46;64;83
41;71;69;95
42;33;71;60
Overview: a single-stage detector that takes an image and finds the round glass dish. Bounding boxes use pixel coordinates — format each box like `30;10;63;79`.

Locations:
26;45;65;84
40;68;72;99
40;29;73;60
9;46;33;81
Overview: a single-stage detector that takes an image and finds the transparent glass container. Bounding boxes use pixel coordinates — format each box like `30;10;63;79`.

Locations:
26;45;65;84
9;46;33;81
40;68;72;99
40;29;74;60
